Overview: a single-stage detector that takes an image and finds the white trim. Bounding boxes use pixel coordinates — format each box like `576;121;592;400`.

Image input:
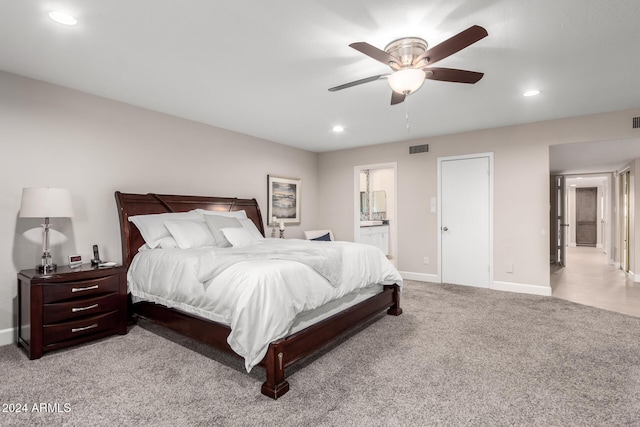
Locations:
492;281;552;296
400;272;553;296
627;271;640;283
354;162;398;266
399;271;439;283
0;327;15;346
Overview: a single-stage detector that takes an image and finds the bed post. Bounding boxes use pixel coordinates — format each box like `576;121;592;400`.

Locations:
261;341;290;399
385;284;403;316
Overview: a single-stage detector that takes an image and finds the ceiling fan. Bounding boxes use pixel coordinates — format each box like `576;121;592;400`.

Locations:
329;25;488;105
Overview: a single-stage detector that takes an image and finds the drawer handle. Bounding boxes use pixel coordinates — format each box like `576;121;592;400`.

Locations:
71;323;98;333
71;285;99;293
71;304;99;313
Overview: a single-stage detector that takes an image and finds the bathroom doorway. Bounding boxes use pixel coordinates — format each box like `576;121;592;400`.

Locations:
353;162;397;264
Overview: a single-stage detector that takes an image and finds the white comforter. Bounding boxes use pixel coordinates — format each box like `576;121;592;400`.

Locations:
127;239;402;372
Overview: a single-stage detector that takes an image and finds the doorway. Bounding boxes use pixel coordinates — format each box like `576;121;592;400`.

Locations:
353;162;397;264
575;187;598;246
438;153;493;288
550;175;567;266
621;170;631;272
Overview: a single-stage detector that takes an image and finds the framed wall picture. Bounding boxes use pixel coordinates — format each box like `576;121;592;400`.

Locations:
267;175;301;224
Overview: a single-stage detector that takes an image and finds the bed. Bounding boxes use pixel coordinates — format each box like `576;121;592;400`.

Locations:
115;191;403;399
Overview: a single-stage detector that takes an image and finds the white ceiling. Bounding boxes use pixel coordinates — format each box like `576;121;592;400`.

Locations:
550;139;640;175
1;0;640;158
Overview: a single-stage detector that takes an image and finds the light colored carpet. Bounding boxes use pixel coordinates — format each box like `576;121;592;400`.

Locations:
2;280;640;426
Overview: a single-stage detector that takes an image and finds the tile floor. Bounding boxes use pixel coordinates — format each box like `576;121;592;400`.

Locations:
551;246;640;317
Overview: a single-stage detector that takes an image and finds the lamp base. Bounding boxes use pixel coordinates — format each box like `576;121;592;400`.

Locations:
36;263;57;274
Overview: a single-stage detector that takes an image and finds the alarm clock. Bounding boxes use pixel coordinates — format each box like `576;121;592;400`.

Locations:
68;254;82;268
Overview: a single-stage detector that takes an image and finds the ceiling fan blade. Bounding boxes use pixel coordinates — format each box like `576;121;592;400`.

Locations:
390;91;406;105
420;25;488;66
349;42;399;67
425;67;484;84
328;74;389;92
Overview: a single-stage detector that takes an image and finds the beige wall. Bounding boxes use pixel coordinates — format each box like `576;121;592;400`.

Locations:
2;67;639;337
317;108;640;293
0;71;318;334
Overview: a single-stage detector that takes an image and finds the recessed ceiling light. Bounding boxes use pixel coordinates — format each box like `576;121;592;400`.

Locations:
332;125;344;133
49;10;77;26
523;89;540;97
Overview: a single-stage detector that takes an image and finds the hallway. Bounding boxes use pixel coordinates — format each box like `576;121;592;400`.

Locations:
551;246;640;317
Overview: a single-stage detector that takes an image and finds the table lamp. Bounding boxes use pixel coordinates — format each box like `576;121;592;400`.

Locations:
20;187;74;273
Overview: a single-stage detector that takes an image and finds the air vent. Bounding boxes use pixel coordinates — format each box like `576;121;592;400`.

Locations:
634;117;640;129
409;144;429;154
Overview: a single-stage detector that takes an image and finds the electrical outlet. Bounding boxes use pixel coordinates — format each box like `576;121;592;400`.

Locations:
423;257;429;265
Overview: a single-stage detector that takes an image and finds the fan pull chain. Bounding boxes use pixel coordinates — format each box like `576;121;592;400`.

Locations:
405;95;411;133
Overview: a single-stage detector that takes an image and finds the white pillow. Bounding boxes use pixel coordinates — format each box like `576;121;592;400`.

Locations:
196;209;248;219
128;211;201;248
221;227;261;248
238;218;265;240
138;236;179;251
157;236;179;249
203;215;242;248
164;220;215;249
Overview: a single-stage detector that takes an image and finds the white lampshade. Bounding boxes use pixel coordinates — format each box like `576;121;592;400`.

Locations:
20;187;74;218
387;69;426;95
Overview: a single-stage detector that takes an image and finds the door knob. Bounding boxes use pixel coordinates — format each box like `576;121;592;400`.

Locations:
442;227;448;231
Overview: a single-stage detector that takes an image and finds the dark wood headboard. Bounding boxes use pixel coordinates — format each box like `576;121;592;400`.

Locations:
115;191;265;267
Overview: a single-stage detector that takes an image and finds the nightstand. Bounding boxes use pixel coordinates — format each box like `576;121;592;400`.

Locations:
17;264;128;359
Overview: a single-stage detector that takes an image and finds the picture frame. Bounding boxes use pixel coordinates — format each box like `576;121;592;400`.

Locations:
267;175;301;225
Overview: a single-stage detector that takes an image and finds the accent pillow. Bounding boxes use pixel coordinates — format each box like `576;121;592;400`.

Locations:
138;236;180;251
197;209;248;219
221;227;260;248
238;218;265;241
164;220;215;249
157;236;179;249
311;232;332;241
203;215;242;248
128;211;201;248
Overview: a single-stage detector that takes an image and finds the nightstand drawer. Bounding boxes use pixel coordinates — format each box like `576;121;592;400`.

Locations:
43;311;120;346
43;293;120;324
43;274;120;303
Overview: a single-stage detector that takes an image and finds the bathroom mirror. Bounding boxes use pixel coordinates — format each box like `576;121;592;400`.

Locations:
372;190;386;213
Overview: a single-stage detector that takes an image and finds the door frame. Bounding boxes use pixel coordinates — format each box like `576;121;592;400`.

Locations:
353;162;398;265
437;152;494;286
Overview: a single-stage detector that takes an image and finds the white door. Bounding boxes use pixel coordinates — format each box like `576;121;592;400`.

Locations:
439;155;491;287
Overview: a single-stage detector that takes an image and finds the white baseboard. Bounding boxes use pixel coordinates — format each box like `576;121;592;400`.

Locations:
492;281;552;296
0;327;15;346
399;272;552;297
627;271;640;283
399;271;439;283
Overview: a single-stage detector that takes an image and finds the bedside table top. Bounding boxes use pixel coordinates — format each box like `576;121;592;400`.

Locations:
18;263;127;283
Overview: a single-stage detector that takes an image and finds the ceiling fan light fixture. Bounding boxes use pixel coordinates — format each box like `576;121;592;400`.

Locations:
388;69;426;95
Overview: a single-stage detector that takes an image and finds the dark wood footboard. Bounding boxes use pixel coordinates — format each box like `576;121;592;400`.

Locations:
260;283;402;398
133;283;401;399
